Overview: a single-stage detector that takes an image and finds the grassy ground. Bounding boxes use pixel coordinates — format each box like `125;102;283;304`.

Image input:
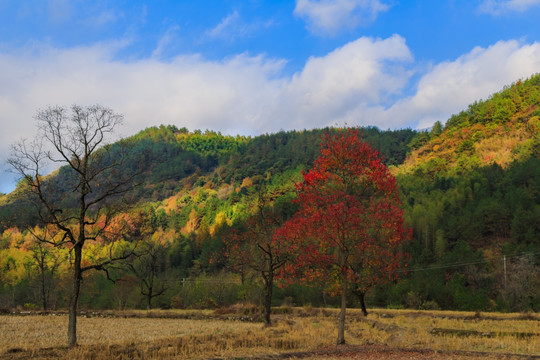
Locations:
0;307;538;359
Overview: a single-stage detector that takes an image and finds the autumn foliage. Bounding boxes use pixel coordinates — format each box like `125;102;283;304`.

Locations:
274;128;411;344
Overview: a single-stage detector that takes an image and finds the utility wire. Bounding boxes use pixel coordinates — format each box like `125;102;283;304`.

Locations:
400;250;540;273
166;251;540;281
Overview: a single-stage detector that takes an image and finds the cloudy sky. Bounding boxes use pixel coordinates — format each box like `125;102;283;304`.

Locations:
1;0;540;193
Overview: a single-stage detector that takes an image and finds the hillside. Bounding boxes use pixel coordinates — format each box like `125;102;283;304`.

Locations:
395;74;539;251
385;74;540;312
401;75;539;175
0;74;539;313
0;126;415;232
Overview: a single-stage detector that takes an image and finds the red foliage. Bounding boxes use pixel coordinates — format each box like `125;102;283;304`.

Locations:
274;128;411;294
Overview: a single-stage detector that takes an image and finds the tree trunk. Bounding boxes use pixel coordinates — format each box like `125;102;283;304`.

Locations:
68;246;82;348
41;268;47;311
358;290;368;317
337;275;347;345
147;289;152;310
263;271;273;327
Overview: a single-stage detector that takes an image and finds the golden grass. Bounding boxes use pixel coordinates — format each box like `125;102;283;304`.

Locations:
0;313;338;359
364;309;540;356
0;308;538;359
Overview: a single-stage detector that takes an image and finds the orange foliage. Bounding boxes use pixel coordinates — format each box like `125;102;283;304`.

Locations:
241;177;253;188
151;228;177;245
181;209;201;236
164;196;180;214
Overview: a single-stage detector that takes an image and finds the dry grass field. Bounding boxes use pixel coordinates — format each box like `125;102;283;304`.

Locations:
0;307;539;359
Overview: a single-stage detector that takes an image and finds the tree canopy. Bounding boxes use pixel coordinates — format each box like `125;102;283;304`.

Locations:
275;129;411;344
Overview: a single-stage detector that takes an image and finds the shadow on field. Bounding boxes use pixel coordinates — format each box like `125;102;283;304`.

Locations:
2;344;539;360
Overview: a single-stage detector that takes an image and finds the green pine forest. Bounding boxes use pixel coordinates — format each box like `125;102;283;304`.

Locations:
1;74;539;313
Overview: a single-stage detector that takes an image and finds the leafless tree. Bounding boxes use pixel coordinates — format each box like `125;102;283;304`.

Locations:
224;186;291;326
8;105;138;347
503;254;540;312
128;238;170;310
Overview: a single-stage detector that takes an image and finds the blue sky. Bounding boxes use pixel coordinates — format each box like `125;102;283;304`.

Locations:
1;0;540;193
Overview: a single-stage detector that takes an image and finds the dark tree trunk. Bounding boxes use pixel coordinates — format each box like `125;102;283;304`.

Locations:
357;290;368;316
40;269;47;311
240;269;245;286
68;245;82;348
263;271;273;326
337;275;347;345
146;288;153;310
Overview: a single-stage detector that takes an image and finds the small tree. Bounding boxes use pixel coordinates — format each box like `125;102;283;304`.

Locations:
128;233;171;310
223;187;291;326
24;226;66;310
275;128;411;344
8;105;138;347
430;120;443;136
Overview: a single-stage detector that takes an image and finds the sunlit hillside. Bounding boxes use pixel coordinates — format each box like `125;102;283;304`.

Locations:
399;74;539;176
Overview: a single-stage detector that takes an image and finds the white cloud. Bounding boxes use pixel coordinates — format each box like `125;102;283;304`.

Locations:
205;10;274;42
294;0;390;36
0;35;407;191
206;11;241;39
478;0;540;14
279;35;413;129
152;26;181;59
1;37;540;193
374;40;540;129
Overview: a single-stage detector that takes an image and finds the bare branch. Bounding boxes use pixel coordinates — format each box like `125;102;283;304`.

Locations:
7;104;136;348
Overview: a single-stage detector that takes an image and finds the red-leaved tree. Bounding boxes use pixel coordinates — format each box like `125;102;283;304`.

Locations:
274;128;411;345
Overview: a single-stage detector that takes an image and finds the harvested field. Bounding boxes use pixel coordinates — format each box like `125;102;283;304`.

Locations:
0;308;538;359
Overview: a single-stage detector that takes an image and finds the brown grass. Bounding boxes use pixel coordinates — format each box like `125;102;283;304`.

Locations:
0;308;538;359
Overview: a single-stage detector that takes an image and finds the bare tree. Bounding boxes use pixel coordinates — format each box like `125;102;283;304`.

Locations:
128;238;170;310
223;186;291;326
503;254;540;312
8;105;137;347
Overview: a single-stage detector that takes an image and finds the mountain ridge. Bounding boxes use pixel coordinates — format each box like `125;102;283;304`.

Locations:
0;74;538;312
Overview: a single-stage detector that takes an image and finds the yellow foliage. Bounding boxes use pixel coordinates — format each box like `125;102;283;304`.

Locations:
151;228;177;245
164;196;180;214
0;247;30;285
209;211;232;236
181;209;201;236
398;117;534;176
527;116;540;136
2;227;24;248
474;129;527;167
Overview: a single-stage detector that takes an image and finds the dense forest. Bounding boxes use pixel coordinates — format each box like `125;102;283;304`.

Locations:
0;74;538;314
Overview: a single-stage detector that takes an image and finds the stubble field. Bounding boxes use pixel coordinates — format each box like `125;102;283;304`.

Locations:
0;307;539;359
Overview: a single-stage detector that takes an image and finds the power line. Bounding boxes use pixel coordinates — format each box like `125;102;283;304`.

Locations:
400;250;540;273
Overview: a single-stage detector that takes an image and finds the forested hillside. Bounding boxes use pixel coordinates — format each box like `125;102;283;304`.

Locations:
0;74;538;314
0;126;415;231
382;74;540;312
